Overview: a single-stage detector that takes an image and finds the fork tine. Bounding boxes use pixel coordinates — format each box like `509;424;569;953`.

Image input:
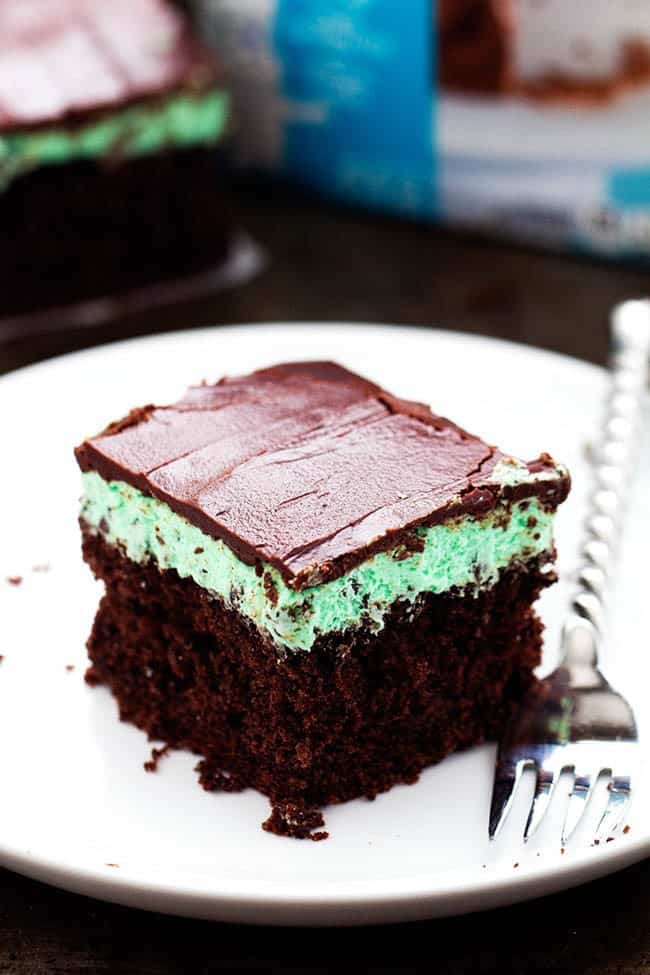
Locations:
595;775;632;842
524;767;563;841
561;771;594;844
489;758;531;839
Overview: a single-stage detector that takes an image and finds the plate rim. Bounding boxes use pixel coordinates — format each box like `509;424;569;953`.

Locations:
1;321;646;926
0;319;601;391
2;823;648;926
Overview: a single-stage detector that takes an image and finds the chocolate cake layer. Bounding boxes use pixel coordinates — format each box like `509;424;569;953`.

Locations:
2;146;230;318
84;530;549;820
76;362;569;589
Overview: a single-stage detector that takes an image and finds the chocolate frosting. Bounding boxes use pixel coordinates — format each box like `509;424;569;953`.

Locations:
0;0;220;133
75;361;570;589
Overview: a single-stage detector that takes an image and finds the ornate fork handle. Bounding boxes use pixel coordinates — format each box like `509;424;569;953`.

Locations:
562;300;650;681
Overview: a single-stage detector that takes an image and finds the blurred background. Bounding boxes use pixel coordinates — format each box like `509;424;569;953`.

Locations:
2;0;650;375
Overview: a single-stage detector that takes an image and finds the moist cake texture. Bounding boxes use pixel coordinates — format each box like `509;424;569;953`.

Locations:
76;361;570;837
1;0;231;318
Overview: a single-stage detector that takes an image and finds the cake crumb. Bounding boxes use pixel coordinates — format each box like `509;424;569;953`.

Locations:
513;862;519;869
6;576;22;586
623;825;631;834
65;665;75;672
144;744;170;773
560;847;565;854
196;759;245;793
0;656;4;664
32;563;51;573
606;836;615;843
105;863;119;868
392;531;426;561
85;666;101;687
263;801;329;841
263;572;278;606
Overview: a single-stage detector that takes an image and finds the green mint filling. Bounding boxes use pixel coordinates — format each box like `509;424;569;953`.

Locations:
80;471;555;652
0;89;229;192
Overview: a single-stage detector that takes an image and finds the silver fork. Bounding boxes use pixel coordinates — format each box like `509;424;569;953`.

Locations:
489;300;650;845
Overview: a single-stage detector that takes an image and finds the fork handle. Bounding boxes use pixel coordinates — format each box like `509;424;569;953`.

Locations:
562;300;650;675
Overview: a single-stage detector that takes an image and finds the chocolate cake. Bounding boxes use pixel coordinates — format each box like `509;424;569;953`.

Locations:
1;0;231;319
439;0;650;104
439;0;513;95
75;361;570;838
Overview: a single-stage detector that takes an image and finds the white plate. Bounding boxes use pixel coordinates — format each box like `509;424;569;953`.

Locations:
0;323;648;926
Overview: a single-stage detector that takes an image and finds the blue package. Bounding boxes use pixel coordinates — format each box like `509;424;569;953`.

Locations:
196;0;650;261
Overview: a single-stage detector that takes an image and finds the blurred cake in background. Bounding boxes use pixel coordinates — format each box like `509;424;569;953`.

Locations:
1;0;232;320
439;0;650;102
439;0;512;94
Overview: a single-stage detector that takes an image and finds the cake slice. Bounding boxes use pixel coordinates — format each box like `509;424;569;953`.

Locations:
1;0;230;319
439;0;650;103
511;0;650;102
75;361;570;839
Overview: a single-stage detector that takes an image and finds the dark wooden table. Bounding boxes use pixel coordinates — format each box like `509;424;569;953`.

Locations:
1;191;649;974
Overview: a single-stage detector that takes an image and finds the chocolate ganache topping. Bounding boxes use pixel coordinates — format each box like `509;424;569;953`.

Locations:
76;361;570;589
0;0;220;133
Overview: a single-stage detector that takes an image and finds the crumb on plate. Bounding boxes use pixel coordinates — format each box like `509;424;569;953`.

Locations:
144;744;171;773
